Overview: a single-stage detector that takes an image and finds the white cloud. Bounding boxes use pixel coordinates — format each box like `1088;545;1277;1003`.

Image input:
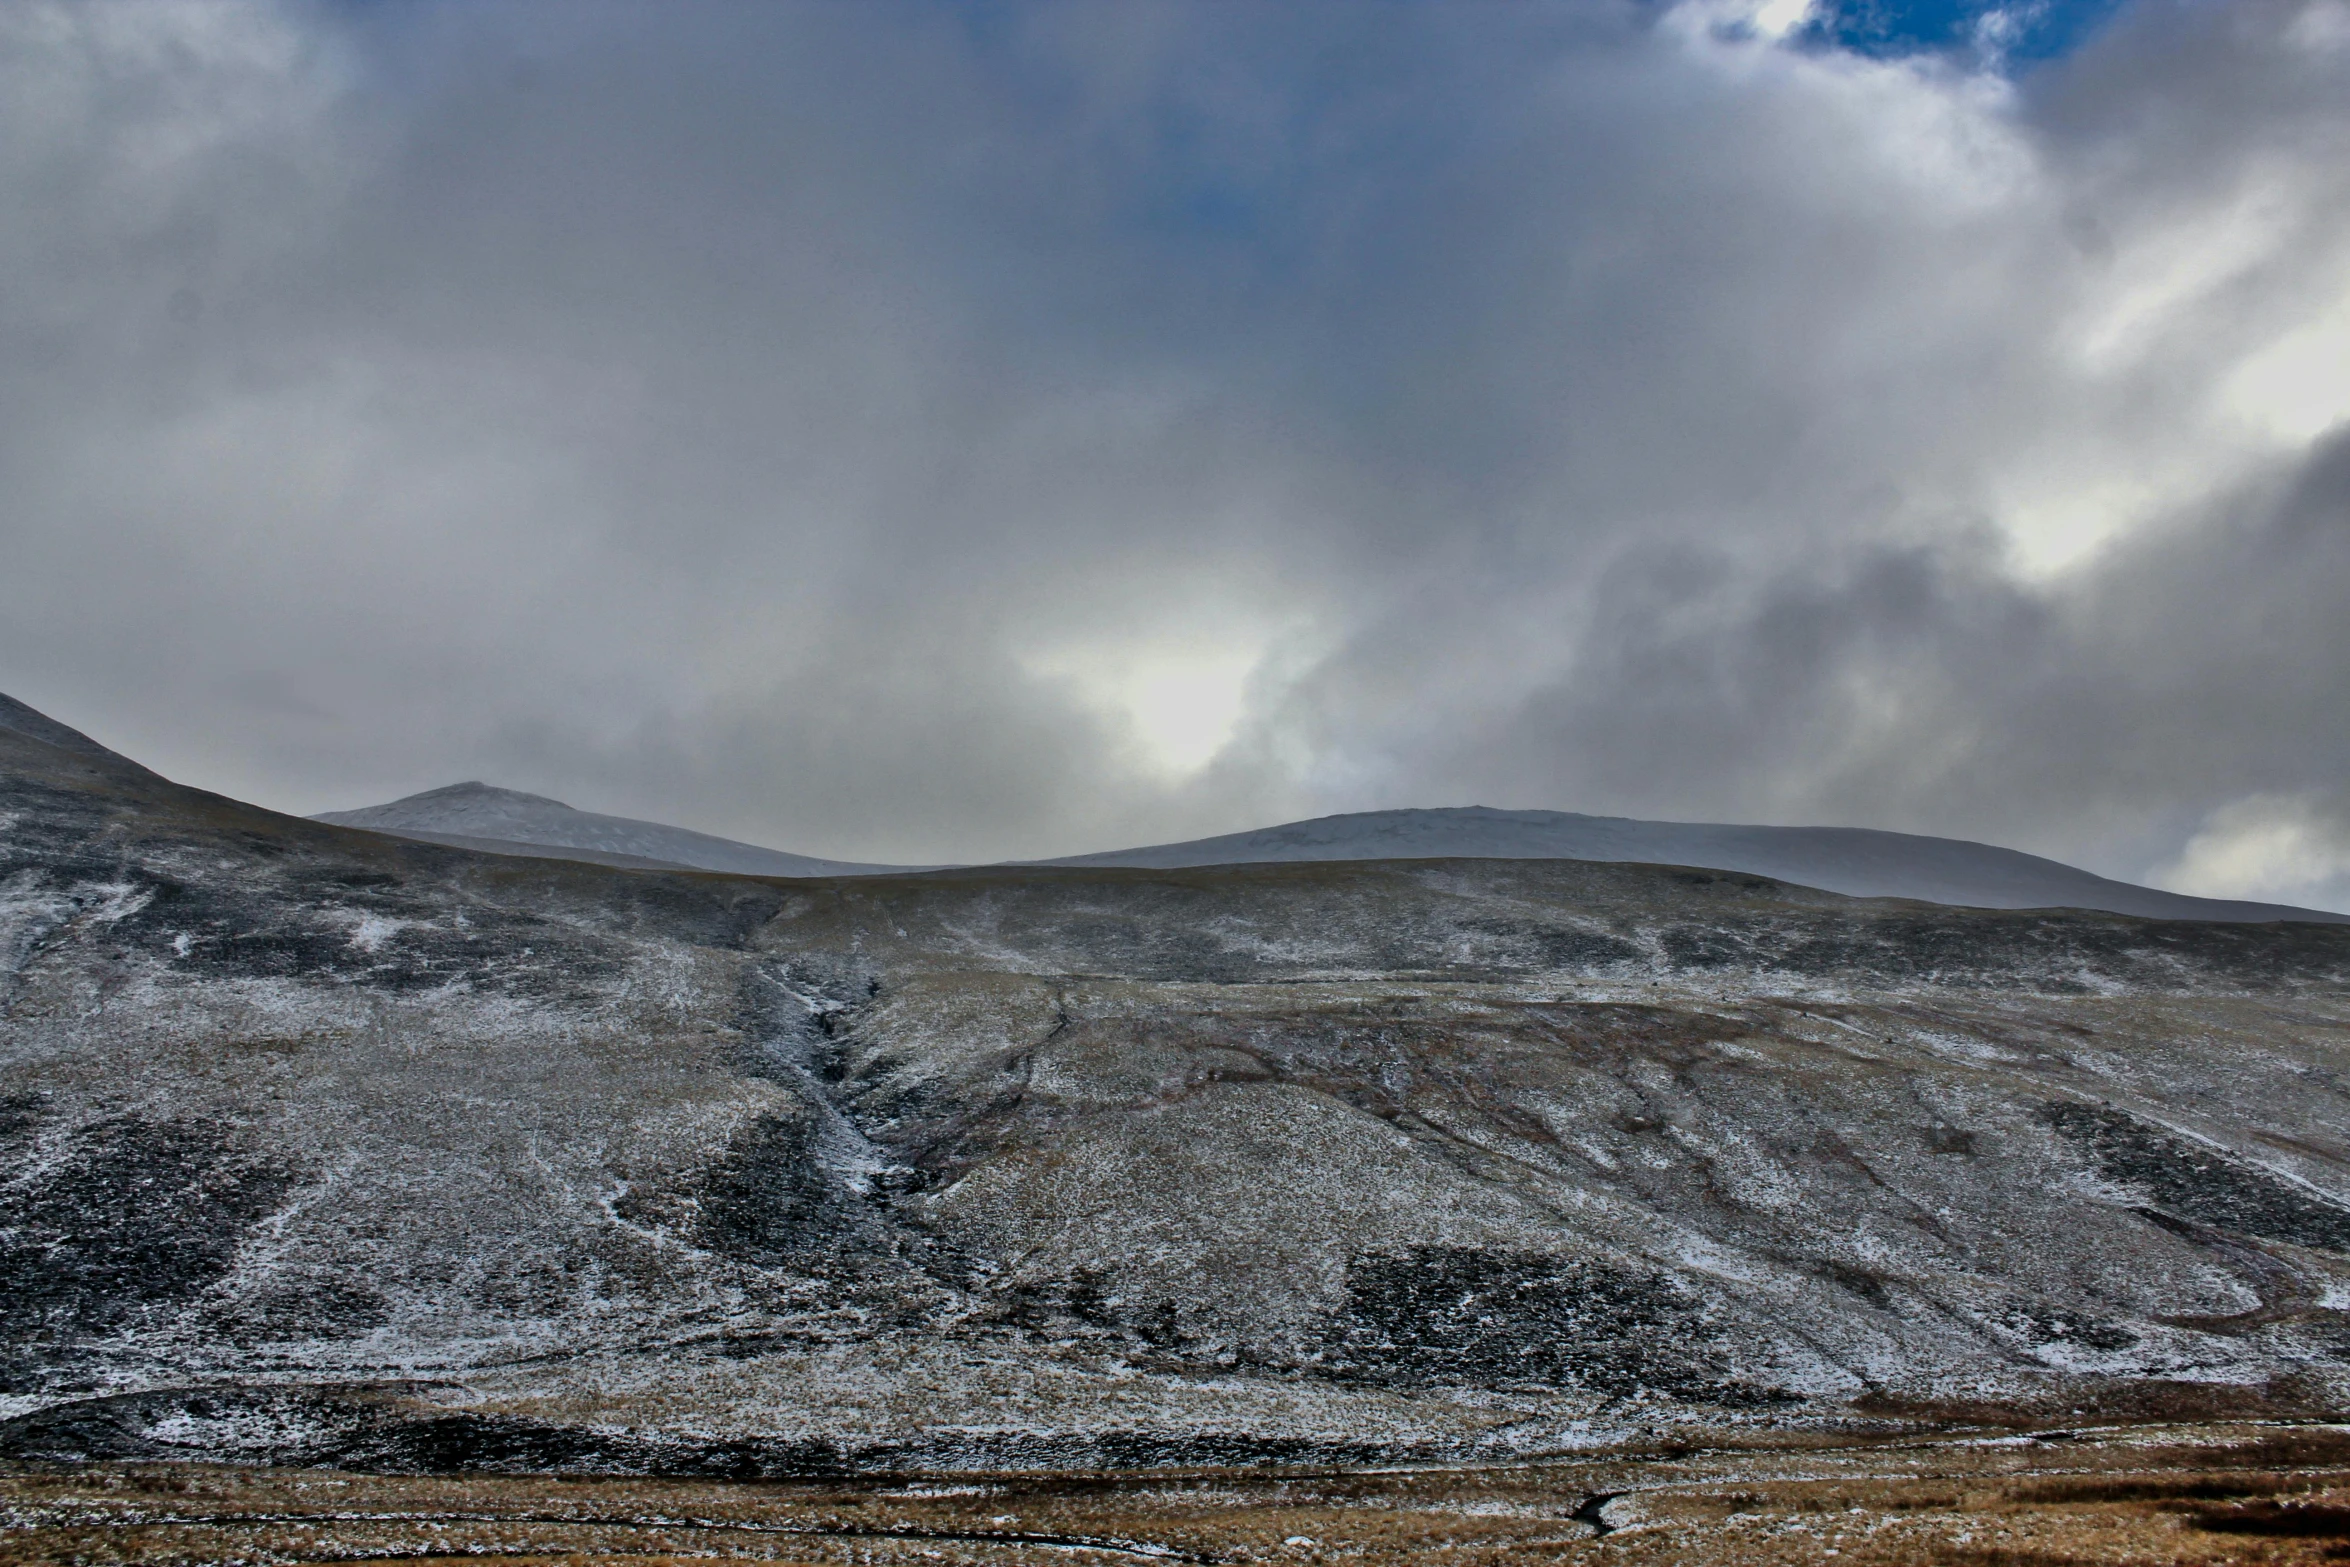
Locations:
1040;643;1263;779
2157;793;2350;908
2223;278;2350;444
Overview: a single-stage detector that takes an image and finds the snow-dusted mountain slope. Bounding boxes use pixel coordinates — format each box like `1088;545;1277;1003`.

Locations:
314;782;917;878
1048;805;2340;922
14;689;2350;1474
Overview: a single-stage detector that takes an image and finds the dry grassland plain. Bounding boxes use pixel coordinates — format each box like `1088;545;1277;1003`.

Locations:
15;1422;2350;1564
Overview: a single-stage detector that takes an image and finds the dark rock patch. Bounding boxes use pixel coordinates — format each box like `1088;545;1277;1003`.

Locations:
673;1113;877;1273
1049;917;1264;984
1318;1245;1742;1398
1660;928;1753;970
216;1276;393;1340
988;1268;1124;1336
0;1385;854;1477
0;1116;300;1357
1980;1301;2141;1354
1454;918;1646;971
0;1384;1439;1475
0;1091;46;1142
2044;1102;2350;1253
1820;1260;1896;1310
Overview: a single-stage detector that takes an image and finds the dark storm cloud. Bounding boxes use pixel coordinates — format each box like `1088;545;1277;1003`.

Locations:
1;0;2346;903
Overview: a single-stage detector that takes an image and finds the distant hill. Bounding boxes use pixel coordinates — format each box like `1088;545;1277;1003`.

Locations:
315;783;2338;921
313;781;919;877
1044;805;2341;923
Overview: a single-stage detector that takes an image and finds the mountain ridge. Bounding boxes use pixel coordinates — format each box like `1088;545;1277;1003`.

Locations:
317;780;2343;922
0;692;137;764
1040;803;2337;922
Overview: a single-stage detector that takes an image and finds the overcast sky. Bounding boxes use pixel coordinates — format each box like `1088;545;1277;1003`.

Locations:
4;0;2348;906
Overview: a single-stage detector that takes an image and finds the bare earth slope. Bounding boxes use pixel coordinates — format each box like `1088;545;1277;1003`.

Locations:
6;695;2350;1481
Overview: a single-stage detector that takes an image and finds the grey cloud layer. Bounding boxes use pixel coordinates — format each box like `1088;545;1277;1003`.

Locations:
2;0;2346;906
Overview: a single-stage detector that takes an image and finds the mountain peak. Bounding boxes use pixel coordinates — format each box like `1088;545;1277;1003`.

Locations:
387;781;577;812
314;780;916;878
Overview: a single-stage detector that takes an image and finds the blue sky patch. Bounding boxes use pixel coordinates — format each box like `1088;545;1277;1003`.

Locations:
1799;0;2133;63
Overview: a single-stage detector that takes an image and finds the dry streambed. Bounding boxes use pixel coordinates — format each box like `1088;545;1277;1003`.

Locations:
12;1422;2350;1565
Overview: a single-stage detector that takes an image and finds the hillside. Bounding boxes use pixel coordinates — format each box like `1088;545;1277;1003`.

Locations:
6;693;2350;1479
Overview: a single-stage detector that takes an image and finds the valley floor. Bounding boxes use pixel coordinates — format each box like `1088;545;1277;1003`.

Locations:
11;1420;2350;1565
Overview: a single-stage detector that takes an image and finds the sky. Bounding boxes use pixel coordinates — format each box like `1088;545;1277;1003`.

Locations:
3;0;2349;908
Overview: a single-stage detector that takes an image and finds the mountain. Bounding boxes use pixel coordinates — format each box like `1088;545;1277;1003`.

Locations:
321;784;2335;922
0;691;139;764
1049;805;2339;922
9;688;2350;1481
314;781;919;876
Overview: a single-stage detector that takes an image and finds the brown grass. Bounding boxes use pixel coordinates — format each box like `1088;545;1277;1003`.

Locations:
14;1420;2350;1565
